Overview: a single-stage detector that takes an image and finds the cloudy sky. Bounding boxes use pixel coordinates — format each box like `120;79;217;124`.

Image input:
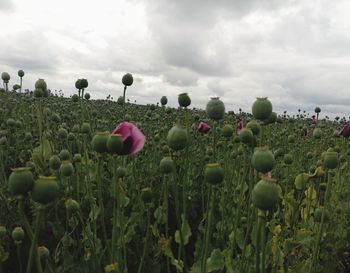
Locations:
1;0;350;118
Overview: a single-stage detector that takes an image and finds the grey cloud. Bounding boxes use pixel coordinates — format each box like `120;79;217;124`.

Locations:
162;68;198;86
0;0;14;11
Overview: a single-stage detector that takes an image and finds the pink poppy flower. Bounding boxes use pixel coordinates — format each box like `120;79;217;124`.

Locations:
112;122;146;155
339;121;350;138
198;121;210;134
236;118;244;134
311;115;317;125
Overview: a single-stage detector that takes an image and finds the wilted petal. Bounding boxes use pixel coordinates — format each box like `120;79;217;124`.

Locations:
339;121;350;138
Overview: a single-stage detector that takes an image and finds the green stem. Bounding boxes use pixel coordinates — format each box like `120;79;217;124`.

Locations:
137;208;151;273
201;186;215;273
16;243;23;273
26;206;44;273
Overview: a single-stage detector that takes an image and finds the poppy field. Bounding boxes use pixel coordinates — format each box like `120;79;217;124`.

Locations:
0;71;350;273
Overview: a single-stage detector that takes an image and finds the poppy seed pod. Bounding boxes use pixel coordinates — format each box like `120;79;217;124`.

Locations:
59;149;70;161
221;124;234;138
141;188;153;203
31;176;59;204
75;79;82;89
17;69;24;78
283;153;293;165
107;134;123;155
159;157;174;174
73;153;82;163
265;112;277;124
35;79;47;91
60;161;74;177
314;207;329;223
91;132;109;154
252;177;279;210
8;167;34;196
178;93;191;107
167;125;188;151
252;97;272;121
252;147;275;173
49;155;61;170
80;79;88;89
0;226;6;238
72;94;79;102
1;72;10;82
238;128;254;145
160;96;168;106
38;246;50;260
65;198;80;214
116;167;127;178
58;128;68;139
323;151;339;169
204;163;224;185
122;73;133;86
246;120;261;135
206;97;225;120
12;227;24;242
314;107;321;114
34;88;43;98
313;128;322;139
84;93;90;100
81;122;91;134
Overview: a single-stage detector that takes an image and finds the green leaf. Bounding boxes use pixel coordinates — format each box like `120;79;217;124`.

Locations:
207;249;224;272
89;206;100;221
175;214;192;246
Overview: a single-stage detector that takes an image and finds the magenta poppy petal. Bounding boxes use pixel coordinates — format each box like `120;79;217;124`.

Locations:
198;122;210;134
112;122;146;155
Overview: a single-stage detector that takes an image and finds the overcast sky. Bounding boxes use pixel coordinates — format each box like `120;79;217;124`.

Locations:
1;0;350;118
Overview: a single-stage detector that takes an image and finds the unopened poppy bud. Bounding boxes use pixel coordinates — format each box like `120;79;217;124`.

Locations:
204;163;224;185
167;125;188;151
91;132;109;153
159;157;174;174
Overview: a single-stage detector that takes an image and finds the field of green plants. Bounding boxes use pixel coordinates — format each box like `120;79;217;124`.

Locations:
0;70;350;273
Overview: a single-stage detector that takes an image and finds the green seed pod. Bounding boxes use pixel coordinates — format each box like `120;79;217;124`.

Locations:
1;72;10;82
246;120;260;135
38;246;50;260
72;94;79;102
0;226;6;238
160;96;168;106
239;128;254;145
84;93;90;100
60;161;74;177
141;188;153;203
24;132;32;141
204;163;224;185
59;149;70;161
34;88;43;98
107;134;123;155
117;96;124;105
273;148;284;158
252;177;279;210
264;112;277;124
159;157;174;174
75;79;82;89
287;135;295;143
221;124;234;138
81;122;91;134
58;128;68;139
18;70;24;77
313;128;322;139
91;132;109;153
283;153;293;165
323;151;339;169
252;97;272;121
65;198;80;213
167;125;188;151
314;107;321;114
116;167;127;178
314;207;329;222
252;147;275;173
73;153;82;163
35;79;47;91
67;133;75;141
12;227;24;242
31;176;59;204
8;168;34;196
178;93;191;107
122;73;133;86
49;155;61;170
206;97;225;120
80;79;88;89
